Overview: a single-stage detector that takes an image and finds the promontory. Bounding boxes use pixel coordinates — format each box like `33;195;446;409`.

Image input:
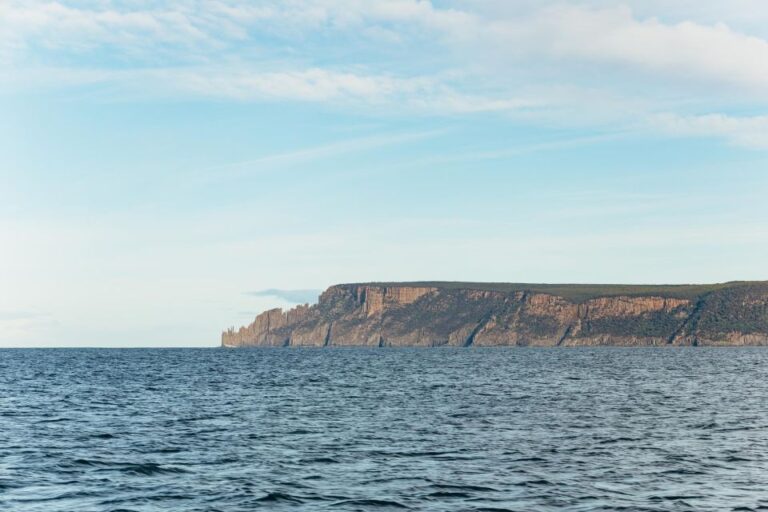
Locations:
222;281;768;347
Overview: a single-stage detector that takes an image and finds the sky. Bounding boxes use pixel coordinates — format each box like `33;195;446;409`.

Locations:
2;0;768;347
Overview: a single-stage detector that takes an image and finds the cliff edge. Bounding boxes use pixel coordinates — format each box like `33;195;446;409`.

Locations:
222;281;768;347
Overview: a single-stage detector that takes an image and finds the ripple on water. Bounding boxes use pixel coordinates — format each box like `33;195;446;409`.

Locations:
2;347;768;511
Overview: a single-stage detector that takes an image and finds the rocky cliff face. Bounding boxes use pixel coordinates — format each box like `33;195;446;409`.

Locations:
222;282;768;347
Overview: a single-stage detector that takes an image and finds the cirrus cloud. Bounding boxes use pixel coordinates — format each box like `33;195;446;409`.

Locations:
2;1;768;147
652;113;768;149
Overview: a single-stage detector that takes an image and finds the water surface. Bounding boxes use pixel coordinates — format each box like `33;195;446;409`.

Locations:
1;347;768;511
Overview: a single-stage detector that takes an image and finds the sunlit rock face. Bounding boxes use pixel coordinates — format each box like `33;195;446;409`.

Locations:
222;282;768;347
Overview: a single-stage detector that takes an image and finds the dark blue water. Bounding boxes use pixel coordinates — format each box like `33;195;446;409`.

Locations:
2;348;768;511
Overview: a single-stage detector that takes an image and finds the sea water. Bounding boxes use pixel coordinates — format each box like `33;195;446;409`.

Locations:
2;347;768;511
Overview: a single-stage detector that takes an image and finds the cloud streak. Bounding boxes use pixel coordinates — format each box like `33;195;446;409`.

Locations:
6;1;768;92
195;128;447;182
249;289;321;304
168;67;529;112
3;1;768;147
652;113;768;149
0;310;56;342
458;5;768;91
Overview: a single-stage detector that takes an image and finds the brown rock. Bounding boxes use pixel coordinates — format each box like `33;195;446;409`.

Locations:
221;281;768;348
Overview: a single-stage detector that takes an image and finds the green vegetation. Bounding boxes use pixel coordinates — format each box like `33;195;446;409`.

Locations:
349;281;768;303
695;284;768;335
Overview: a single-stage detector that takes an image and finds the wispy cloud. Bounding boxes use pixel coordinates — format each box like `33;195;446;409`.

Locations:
174;67;433;103
166;67;529;112
0;310;49;321
0;310;56;341
249;289;321;304
0;1;213;59
195;129;445;182
6;1;768;93
4;1;768;147
481;5;768;92
651;113;768;149
0;65;531;115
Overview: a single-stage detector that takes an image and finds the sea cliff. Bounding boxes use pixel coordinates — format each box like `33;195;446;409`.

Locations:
222;282;768;347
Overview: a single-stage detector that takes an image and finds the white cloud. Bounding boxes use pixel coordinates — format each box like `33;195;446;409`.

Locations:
585;0;768;33
1;65;531;114
0;0;473;60
169;66;535;112
5;1;768;91
0;2;212;58
652;113;768;149
173;67;431;102
517;5;768;91
3;1;768;147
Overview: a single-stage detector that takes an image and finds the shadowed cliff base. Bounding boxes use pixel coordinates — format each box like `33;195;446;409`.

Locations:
223;281;768;348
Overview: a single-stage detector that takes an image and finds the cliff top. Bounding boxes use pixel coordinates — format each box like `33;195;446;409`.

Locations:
339;281;768;303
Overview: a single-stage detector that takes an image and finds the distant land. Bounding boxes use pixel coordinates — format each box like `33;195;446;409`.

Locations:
223;281;768;347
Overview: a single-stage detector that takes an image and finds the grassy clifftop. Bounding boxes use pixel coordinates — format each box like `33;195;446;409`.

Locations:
347;281;767;303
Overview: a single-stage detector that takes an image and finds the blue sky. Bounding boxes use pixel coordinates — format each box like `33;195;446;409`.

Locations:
2;0;768;346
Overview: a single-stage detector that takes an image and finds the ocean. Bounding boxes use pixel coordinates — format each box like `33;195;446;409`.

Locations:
1;347;767;511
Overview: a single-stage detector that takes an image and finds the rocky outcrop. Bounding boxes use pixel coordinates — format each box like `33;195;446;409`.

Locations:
356;285;436;316
222;281;768;347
